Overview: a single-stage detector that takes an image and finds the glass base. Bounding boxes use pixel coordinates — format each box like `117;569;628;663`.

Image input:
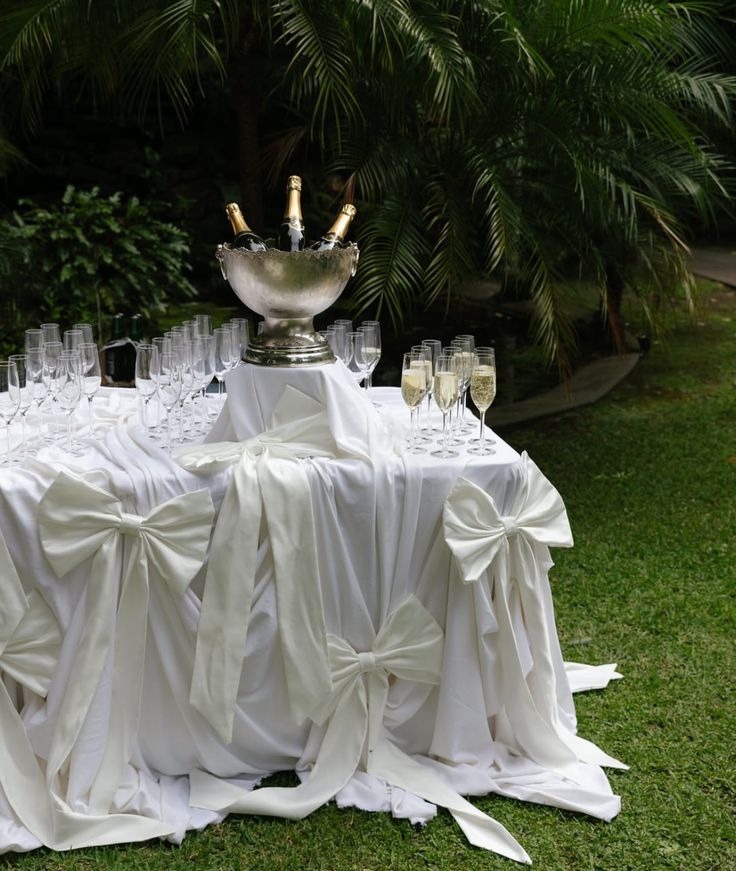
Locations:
468;444;496;455
430;447;459;458
405;445;427;454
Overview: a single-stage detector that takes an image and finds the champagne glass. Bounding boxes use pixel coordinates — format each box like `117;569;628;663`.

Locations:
26;347;46;446
25;329;43;352
41;323;61;344
0;361;20;465
8;355;33;460
330;322;352;364
359;321;381;388
468;349;496;456
319;328;338;358
430;353;460;459
192;335;215;429
194;314;213;337
401;351;427;454
452;337;475;433
346;331;370;384
55;352;83;454
410;346;432;442
155;352;182;454
42;341;64;441
73;323;95;344
172;341;194;441
63;329;84;351
421;339;442;431
230;318;250;360
79;343;101;432
213;327;236;395
135;344;158;430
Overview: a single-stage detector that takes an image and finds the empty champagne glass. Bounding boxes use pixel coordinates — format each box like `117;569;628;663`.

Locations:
63;329;84;351
346;331;370;384
468;349;496;455
431;353;460;458
79;343;101;432
401;351;427;454
42;341;64;441
172;342;194;441
192;335;215;429
41;323;61;344
55;352;82;454
135;344;158;430
73;323;95;344
26;347;46;445
0;361;20;465
230;318;250;360
194;314;213;337
8;355;33;460
155;352;182;454
359;321;381;388
213;327;236;395
24;329;43;352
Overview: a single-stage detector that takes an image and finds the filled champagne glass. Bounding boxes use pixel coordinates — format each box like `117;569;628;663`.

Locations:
421;339;442;431
410;346;432;442
0;361;20;465
401;351;427;454
468;349;496;456
430;352;460;458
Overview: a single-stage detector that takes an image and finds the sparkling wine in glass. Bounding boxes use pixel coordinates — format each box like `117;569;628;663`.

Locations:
401;351;427;454
430;353;460;459
468;349;496;456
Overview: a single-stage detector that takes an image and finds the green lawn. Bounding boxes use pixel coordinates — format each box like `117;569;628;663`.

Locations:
8;290;736;870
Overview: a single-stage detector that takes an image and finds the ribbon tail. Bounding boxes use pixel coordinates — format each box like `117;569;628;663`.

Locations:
51;794;175;849
88;543;150;812
369;738;530;864
513;545;627;771
190;453;261;743
46;538;119;790
0;679;54;845
259;455;331;723
190;683;367;819
565;662;623;693
492;557;582;782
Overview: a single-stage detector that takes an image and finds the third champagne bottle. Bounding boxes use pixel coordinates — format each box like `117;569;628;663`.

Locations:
309;203;356;251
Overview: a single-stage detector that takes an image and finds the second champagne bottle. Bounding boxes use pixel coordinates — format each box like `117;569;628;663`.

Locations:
279;175;306;251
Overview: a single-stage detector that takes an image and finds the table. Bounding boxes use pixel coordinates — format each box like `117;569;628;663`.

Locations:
0;361;624;861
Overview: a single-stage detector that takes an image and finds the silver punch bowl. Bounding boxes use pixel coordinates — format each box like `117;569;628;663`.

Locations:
216;243;359;366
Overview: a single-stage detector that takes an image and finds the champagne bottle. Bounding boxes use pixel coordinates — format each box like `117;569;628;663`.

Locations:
103;313;126;384
225;202;268;251
309;203;356;251
278;175;306;251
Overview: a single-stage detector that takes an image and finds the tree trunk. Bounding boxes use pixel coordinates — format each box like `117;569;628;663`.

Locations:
602;263;626;354
229;47;264;231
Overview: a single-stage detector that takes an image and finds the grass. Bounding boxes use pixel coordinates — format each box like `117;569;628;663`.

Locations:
7;289;736;870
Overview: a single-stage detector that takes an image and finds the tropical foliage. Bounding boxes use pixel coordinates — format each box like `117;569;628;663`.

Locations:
0;1;734;368
0;186;196;343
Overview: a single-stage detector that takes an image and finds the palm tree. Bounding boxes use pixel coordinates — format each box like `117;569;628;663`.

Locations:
1;1;734;368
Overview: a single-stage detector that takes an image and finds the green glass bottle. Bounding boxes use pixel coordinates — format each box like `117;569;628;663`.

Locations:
309;204;356;250
225;202;268;251
278;175;306;251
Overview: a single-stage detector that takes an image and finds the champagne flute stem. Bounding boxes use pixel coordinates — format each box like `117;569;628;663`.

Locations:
20;414;26;452
166;410;172;454
141;397;148;430
5;422;10;463
410;408;416;450
480;409;486;453
442;412;449;457
88;396;94;433
178;401;184;441
66;412;72;453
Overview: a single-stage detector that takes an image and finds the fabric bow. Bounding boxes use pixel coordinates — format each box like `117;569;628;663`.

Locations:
0;529;60;844
38;471;215;813
176;385;336;743
443;452;626;777
190;596;530;864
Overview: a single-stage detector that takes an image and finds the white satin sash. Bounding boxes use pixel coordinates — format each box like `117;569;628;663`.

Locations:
443;452;627;777
176;386;337;743
0;529;60;844
190;595;531;864
38;471;215;813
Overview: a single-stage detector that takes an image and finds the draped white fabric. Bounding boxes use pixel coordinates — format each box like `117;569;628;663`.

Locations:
0;365;625;861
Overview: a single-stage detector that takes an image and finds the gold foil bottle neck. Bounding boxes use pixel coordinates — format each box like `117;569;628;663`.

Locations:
286;175;302;192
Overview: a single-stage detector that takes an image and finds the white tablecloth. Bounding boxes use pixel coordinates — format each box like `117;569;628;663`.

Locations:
0;361;623;857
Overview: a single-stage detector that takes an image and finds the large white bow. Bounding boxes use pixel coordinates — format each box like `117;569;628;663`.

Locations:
443;452;626;778
38;471;215;814
0;529;60;845
176;385;337;743
190;596;530;864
